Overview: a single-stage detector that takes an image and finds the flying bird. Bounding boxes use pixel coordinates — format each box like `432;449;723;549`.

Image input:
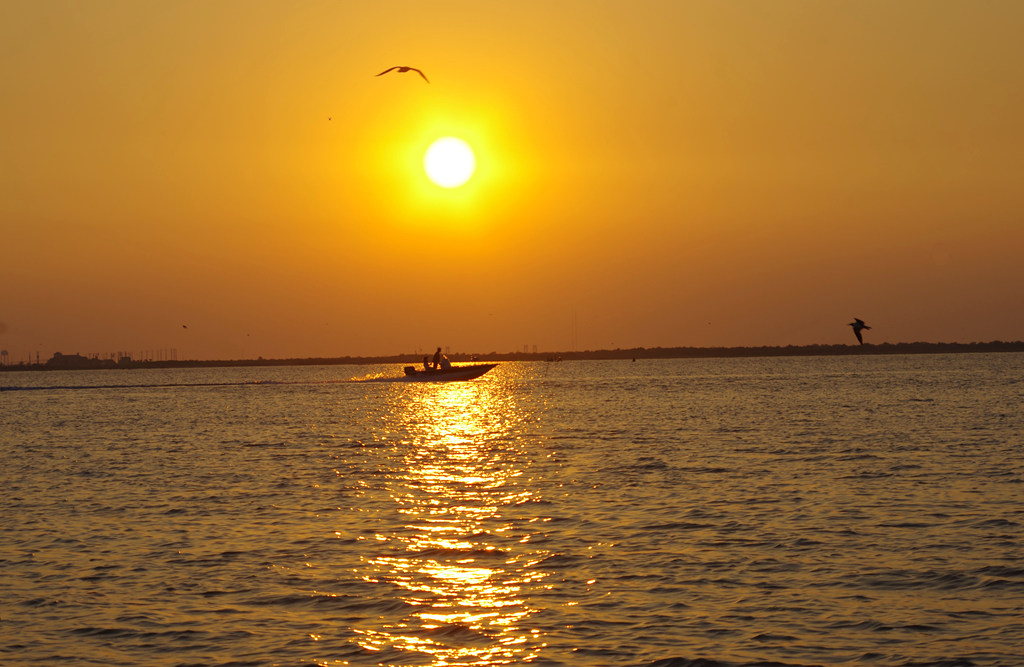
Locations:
376;66;429;83
849;318;871;344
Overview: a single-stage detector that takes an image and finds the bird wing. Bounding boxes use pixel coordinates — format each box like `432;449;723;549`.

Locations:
854;329;863;343
411;67;429;82
376;66;398;76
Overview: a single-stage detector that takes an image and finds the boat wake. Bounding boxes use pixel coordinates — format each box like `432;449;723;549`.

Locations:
2;364;497;391
0;379;360;392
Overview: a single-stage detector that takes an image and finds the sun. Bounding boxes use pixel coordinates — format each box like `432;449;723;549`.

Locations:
424;137;476;188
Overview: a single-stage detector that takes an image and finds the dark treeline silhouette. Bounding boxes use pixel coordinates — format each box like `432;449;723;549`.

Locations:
4;341;1024;372
548;341;1024;360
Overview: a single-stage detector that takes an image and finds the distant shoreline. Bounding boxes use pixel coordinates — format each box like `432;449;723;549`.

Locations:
3;341;1023;372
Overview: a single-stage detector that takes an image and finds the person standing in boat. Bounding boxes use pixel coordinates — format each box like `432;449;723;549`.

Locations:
432;347;442;370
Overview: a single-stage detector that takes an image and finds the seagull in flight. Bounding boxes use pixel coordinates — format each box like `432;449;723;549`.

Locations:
849;318;871;344
376;66;429;83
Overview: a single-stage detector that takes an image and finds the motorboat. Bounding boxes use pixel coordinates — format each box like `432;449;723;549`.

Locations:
401;363;497;382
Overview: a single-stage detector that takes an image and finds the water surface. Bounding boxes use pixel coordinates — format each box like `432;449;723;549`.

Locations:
2;354;1022;666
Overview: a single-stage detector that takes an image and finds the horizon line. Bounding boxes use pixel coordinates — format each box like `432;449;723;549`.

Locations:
6;340;1024;371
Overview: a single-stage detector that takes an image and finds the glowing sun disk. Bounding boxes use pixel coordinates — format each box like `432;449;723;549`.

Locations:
424;137;476;188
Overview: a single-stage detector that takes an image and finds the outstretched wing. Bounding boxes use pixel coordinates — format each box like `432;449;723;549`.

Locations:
410;67;430;83
854;329;863;344
376;66;399;76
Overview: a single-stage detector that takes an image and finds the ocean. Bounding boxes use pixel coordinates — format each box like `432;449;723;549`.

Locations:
2;353;1022;666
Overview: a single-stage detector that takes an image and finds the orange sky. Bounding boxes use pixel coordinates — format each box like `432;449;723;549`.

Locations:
2;1;1023;361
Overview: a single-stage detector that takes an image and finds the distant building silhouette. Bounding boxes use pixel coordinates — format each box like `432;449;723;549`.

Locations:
46;352;116;370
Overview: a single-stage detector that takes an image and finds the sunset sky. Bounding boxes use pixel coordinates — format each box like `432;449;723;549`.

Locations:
3;1;1022;361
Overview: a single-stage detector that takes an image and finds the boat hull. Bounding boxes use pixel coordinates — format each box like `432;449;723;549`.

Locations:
401;363;497;382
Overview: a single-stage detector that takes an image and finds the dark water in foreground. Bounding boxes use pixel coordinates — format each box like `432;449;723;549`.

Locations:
2;354;1022;666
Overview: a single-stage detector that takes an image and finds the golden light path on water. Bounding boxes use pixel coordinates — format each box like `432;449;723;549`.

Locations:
353;377;552;665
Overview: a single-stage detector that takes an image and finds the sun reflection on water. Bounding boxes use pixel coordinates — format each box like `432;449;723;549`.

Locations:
353;376;550;665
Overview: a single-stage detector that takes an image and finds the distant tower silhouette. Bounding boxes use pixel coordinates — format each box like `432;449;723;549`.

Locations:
0;349;8;366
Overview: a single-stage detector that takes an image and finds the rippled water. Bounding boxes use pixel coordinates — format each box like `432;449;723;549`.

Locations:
2;354;1022;666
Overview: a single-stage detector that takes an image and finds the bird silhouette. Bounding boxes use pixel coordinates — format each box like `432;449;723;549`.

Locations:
376;66;429;83
849;318;871;344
